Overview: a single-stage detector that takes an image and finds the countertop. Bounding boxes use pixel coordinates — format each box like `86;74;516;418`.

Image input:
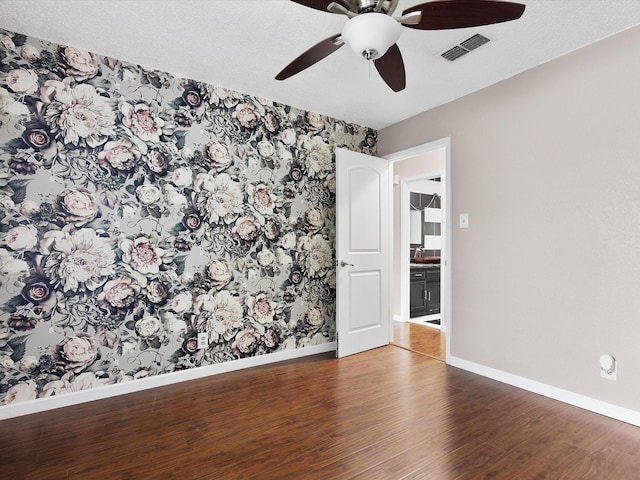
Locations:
410;263;441;269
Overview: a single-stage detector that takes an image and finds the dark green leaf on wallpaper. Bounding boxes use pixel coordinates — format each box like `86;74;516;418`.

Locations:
174;130;187;150
174;256;186;276
168;349;184;363
2;295;28;313
168;98;183;110
1;138;27;154
167;224;185;236
8;179;30;204
7;335;29;362
12;34;27;47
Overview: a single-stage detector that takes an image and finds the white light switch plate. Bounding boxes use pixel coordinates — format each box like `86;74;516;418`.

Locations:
459;213;469;229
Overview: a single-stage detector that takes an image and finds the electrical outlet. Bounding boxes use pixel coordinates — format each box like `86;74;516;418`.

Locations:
197;332;208;349
600;354;617;381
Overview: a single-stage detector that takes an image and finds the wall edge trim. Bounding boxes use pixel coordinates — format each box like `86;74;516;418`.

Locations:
0;343;336;420
448;355;640;427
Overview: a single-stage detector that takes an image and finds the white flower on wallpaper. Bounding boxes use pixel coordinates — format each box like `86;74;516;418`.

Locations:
0;28;377;406
41;80;116;148
194;172;243;225
41;229;116;293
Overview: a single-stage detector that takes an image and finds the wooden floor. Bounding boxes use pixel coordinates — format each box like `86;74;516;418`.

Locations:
2;346;640;479
392;321;445;361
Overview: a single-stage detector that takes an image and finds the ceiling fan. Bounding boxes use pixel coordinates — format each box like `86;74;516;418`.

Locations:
275;0;526;92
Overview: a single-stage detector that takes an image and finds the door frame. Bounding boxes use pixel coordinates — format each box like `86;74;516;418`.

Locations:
384;137;452;364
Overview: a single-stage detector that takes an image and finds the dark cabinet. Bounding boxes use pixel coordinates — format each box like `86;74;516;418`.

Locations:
410;272;428;317
425;282;440;314
410;267;440;318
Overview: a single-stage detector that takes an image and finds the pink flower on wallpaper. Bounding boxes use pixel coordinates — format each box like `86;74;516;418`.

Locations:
53;333;99;373
247;183;276;216
246;293;277;324
98;138;141;174
121;102;165;144
119;236;165;275
97;275;141;312
231;327;261;357
231;102;260;132
55;45;99;80
6;68;39;94
53;186;99;226
204;140;233;171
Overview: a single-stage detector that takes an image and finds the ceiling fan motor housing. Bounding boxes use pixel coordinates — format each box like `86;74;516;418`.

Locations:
357;0;390;14
341;12;402;60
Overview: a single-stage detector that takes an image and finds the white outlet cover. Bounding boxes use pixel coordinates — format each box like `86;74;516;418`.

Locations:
600;354;617;380
459;213;469;229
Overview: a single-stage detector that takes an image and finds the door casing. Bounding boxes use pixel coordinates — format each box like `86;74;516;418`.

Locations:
384;137;452;364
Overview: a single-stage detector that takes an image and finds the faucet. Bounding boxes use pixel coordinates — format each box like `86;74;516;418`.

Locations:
413;247;422;259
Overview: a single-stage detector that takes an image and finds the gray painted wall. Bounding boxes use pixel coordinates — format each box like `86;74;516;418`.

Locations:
379;25;640;411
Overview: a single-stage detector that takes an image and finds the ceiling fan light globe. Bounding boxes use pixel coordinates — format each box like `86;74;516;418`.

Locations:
341;12;401;60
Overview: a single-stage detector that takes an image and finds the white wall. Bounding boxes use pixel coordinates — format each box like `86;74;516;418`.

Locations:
380;25;640;413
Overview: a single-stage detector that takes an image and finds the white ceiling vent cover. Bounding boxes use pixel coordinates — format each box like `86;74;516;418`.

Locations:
441;34;490;61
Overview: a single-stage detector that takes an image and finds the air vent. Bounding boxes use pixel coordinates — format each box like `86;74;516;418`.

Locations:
460;34;490;51
441;34;490;61
441;46;469;62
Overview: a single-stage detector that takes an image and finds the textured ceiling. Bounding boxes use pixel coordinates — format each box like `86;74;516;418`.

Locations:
1;0;640;129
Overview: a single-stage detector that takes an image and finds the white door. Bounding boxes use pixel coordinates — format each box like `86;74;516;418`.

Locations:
336;148;391;358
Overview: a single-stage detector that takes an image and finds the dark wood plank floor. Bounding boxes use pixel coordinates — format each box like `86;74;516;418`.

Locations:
2;345;640;479
392;321;445;361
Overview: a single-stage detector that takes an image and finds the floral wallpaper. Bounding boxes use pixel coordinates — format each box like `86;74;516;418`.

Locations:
0;29;376;406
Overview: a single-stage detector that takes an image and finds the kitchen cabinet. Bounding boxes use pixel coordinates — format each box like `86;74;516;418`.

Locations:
409;266;440;318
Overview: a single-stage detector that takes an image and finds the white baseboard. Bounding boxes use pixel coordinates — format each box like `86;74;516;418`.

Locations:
393;314;403;322
0;342;336;420
449;355;640;427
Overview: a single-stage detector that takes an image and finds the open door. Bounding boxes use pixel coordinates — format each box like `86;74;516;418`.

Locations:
336;148;391;358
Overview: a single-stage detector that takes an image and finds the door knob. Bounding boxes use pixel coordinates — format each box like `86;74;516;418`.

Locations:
339;260;354;267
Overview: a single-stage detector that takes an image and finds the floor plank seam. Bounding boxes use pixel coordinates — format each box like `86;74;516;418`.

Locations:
390;343;445;362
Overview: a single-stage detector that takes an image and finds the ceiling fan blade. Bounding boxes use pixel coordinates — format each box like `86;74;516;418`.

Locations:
402;0;525;30
374;44;406;92
275;34;344;81
291;0;355;14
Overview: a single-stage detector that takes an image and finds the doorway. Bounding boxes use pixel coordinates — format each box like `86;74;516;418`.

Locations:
407;174;443;328
384;138;451;363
